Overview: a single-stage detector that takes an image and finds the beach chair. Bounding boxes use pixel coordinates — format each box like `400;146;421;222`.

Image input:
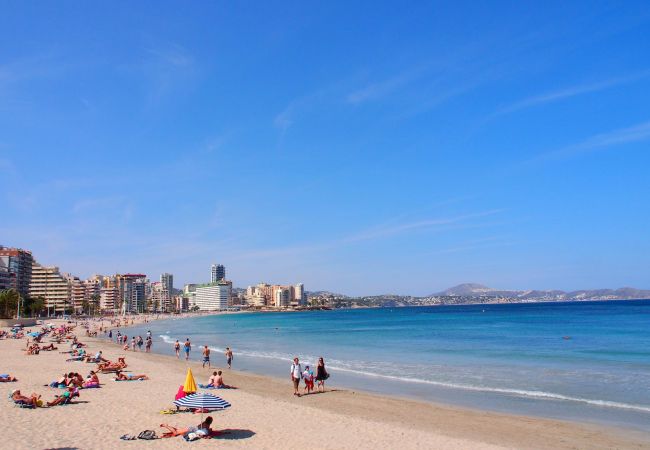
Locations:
8;394;35;409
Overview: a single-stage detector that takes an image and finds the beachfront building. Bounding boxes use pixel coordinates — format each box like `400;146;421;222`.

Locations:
100;286;119;311
274;286;291;307
174;295;189;312
150;280;172;312
194;280;232;311
65;274;86;313
183;283;197;309
115;273;148;314
0;246;34;298
293;283;305;306
161;272;173;296
29;263;73;313
210;264;225;283
0;267;16;291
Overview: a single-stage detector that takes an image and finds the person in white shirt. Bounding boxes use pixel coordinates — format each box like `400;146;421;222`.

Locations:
290;357;302;396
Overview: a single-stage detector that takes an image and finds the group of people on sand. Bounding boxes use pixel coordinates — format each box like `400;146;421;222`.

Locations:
5;320;153;409
290;356;329;396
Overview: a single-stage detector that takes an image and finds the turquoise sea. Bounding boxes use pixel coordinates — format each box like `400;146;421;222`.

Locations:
112;300;650;430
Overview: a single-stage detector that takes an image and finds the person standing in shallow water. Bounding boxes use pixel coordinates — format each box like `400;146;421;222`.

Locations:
202;345;211;368
174;340;180;358
225;347;233;369
184;338;191;361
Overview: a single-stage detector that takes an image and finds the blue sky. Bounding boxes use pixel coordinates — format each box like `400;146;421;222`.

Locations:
1;1;649;295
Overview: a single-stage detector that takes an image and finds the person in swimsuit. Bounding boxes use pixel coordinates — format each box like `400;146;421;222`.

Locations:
184;338;191;361
225;347;233;369
202;346;211;368
174;340;180;358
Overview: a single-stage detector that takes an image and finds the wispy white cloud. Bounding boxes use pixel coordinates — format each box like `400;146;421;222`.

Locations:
495;70;650;116
143;43;194;68
530;119;650;163
346;68;426;105
231;209;505;262
343;209;504;243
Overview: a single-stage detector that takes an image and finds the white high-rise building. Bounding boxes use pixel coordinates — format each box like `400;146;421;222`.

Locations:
294;283;305;306
194;281;231;311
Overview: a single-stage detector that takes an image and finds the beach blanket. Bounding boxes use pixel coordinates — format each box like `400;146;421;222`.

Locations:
198;384;235;389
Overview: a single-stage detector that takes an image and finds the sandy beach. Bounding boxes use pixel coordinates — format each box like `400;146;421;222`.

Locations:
1;322;649;450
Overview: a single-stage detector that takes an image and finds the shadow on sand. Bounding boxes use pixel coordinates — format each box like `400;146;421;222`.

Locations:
213;429;256;440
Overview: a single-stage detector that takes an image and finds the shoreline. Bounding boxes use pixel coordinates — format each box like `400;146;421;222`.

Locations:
1;323;649;449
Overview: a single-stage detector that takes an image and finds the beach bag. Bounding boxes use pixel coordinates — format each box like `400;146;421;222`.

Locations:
137;430;158;440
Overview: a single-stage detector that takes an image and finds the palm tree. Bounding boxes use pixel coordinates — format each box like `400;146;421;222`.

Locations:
0;289;20;319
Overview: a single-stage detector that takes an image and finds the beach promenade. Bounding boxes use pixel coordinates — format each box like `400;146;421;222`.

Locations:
1;322;649;449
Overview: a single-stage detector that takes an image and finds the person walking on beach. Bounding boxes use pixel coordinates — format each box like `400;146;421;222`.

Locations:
145;336;152;353
184;338;191;361
116;331;121;343
290;357;303;397
225;347;233;369
303;365;314;395
174;340;180;359
202;345;211;368
137;335;143;351
131;337;136;352
316;357;329;393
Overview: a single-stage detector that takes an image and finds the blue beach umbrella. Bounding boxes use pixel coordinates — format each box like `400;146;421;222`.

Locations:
173;393;231;411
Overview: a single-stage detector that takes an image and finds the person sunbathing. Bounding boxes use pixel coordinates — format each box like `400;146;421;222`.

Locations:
160;416;213;438
207;371;235;389
11;389;41;407
47;387;77;406
83;370;100;388
114;370;149;381
41;343;57;351
98;357;126;372
67;372;84;387
0;374;17;382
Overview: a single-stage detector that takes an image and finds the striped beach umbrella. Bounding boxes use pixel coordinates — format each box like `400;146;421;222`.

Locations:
173;393;231;410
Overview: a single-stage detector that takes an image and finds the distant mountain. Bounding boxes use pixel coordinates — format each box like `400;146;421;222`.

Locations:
436;283;498;296
433;284;650;300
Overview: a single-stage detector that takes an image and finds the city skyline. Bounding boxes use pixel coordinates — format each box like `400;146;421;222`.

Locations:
1;3;649;296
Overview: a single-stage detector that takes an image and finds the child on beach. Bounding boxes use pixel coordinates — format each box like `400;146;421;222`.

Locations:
302;365;314;394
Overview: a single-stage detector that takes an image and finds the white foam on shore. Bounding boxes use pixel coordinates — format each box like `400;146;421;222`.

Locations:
157;334;650;414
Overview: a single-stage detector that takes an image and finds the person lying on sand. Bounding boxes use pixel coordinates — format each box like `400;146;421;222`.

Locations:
160;416;213;438
98;357;127;372
0;374;17;382
114;370;149;381
41;343;57;351
11;389;41;407
47;387;77;406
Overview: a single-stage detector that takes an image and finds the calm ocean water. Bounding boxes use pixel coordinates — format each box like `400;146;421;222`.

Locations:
113;300;650;430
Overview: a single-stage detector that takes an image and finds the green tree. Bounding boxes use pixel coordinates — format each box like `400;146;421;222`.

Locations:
0;289;20;318
90;294;101;316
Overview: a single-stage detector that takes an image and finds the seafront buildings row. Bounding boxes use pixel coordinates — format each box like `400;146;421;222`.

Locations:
0;245;307;314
